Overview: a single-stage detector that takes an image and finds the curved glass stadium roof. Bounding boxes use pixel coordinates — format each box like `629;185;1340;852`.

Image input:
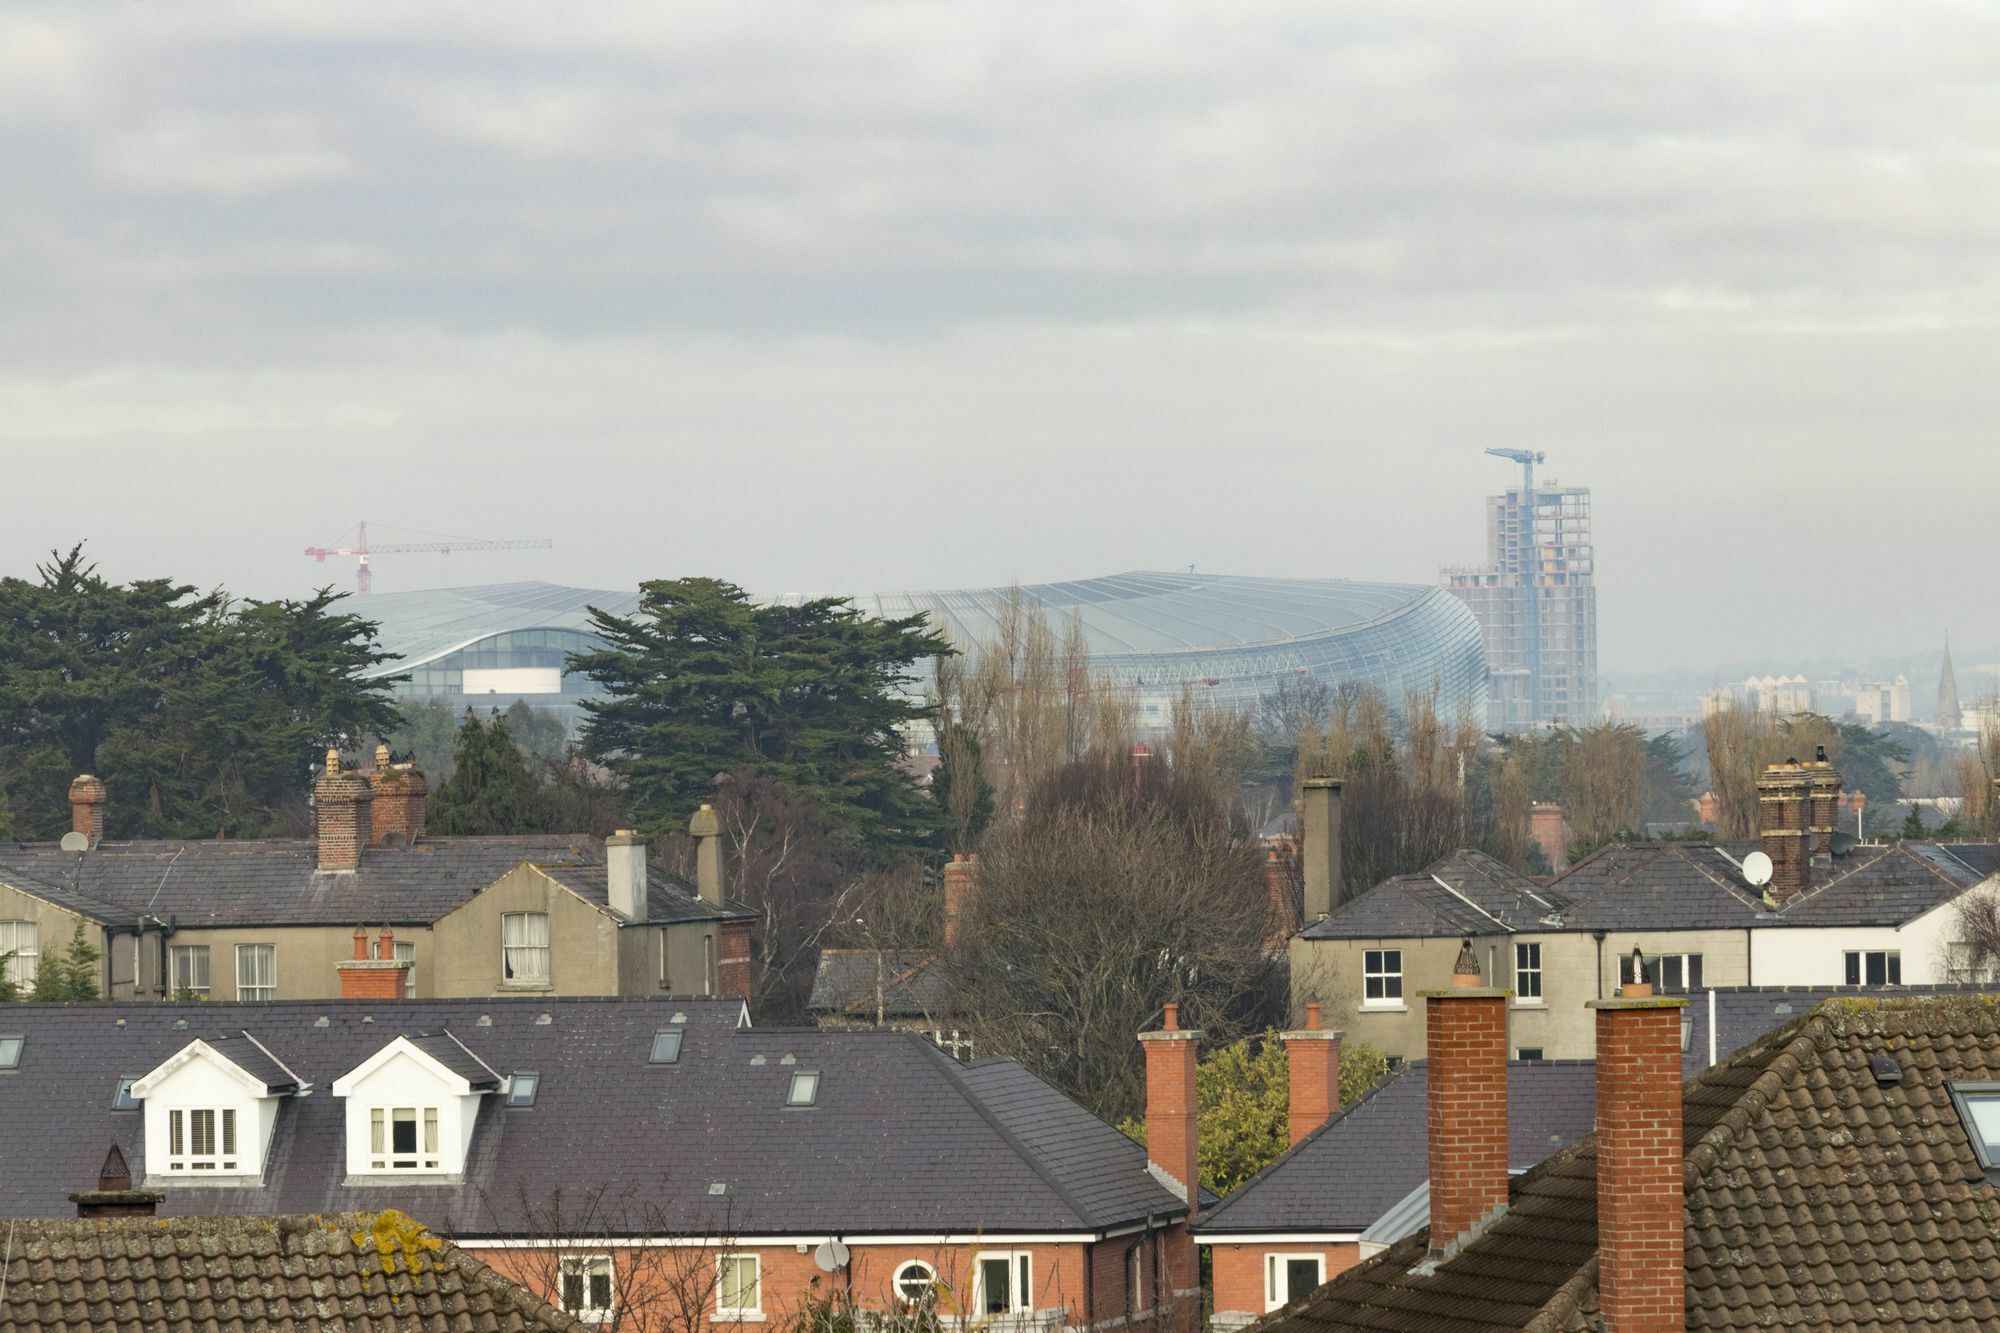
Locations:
361;574;1487;733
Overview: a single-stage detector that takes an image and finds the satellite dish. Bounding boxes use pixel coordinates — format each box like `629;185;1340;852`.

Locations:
1742;851;1773;888
813;1241;851;1273
59;832;89;853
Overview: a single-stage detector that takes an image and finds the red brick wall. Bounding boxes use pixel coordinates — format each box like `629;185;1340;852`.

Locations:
1594;1000;1686;1333
1424;991;1509;1257
336;961;409;1000
718;921;753;1000
1207;1241;1360;1323
369;768;428;844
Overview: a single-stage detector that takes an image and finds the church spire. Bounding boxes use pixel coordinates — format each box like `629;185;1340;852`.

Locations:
1937;633;1961;728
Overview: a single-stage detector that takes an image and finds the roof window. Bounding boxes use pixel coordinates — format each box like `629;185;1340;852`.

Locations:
505;1072;540;1107
650;1030;684;1065
0;1035;21;1070
786;1071;820;1107
113;1077;140;1110
1950;1083;2000;1170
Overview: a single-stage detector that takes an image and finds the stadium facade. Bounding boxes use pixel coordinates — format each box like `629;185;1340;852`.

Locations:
361;573;1488;739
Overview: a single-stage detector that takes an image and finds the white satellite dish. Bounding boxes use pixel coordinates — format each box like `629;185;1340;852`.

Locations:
813;1241;851;1273
1742;850;1773;888
59;831;89;853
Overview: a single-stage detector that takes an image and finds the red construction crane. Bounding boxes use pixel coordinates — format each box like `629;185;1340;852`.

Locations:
303;520;555;594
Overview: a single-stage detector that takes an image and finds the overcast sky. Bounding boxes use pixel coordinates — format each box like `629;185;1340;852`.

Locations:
2;2;1994;675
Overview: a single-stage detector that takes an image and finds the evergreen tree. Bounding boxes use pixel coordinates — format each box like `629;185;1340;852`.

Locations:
429;712;549;835
1900;803;1927;839
574;578;951;847
27;921;102;1001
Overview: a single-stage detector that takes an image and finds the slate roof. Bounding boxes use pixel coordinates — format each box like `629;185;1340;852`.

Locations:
1300;852;1566;940
0;1210;588;1333
1301;840;2000;941
0;998;1183;1237
806;948;956;1020
404;1031;503;1090
211;1031;305;1093
1256;994;2000;1333
0;836;750;930
1681;983;2000;1078
1193;1062;1598;1235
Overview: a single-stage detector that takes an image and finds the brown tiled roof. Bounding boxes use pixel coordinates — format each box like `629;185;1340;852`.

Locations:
0;1210;588;1332
1257;994;2000;1332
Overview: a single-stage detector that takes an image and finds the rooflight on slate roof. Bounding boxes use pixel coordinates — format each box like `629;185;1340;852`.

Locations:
708;1182;727;1195
0;1035;22;1070
1950;1084;2000;1170
650;1030;684;1065
787;1071;820;1106
112;1077;139;1111
506;1072;540;1107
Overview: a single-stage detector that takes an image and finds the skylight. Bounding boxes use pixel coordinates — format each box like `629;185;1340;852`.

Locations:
650;1030;684;1065
0;1035;21;1070
112;1077;140;1110
787;1071;820;1106
1950;1083;2000;1170
506;1072;540;1107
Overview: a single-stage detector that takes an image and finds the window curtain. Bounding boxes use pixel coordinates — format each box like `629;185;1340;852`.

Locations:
503;913;550;980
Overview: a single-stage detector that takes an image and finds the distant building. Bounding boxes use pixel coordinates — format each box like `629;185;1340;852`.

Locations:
1854;673;1912;724
1939;633;1964;727
1742;672;1812;713
1442;470;1596;730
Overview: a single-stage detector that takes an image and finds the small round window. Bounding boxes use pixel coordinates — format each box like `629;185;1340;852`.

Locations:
894;1261;937;1304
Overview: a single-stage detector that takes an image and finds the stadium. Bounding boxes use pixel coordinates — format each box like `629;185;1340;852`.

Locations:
360;573;1488;737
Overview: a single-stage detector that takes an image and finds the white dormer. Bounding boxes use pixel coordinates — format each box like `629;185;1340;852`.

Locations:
130;1033;302;1187
331;1032;500;1180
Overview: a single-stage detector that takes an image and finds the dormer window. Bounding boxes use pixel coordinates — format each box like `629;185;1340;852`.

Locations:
332;1030;500;1181
168;1107;239;1172
130;1034;299;1186
370;1106;441;1170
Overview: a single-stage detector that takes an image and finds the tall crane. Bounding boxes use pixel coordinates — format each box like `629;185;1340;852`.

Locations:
304;520;554;594
1483;449;1547;724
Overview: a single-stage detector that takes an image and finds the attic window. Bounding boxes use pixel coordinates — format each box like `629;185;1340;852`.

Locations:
113;1077;140;1110
0;1035;21;1070
786;1071;820;1107
1949;1083;2000;1170
650;1030;684;1065
506;1072;540;1108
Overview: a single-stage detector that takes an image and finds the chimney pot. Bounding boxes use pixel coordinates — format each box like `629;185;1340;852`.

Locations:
376;926;395;961
352;927;368;961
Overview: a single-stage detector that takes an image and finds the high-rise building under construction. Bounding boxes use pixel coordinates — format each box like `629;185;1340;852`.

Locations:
1442;452;1598;730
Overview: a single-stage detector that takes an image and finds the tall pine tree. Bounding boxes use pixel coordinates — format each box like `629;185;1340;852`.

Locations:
429;711;550;835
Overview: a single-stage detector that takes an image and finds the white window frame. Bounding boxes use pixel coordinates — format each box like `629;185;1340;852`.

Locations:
501;912;551;986
235;943;276;1001
1361;949;1402;1007
367;1104;444;1172
170;944;211;998
1845;949;1901;987
1514;941;1543;1003
893;1259;937;1306
715;1253;761;1320
165;1106;240;1172
1618;950;1704;995
1948;941;1999;985
972;1250;1034;1316
394;940;416;998
560;1253;615;1323
0;921;37;991
1264;1252;1325;1312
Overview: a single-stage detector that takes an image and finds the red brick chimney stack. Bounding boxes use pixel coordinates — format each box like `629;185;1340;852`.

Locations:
1589;957;1688;1331
1423;941;1511;1261
1806;745;1842;868
1301;777;1342;920
1139;1002;1203;1216
942;853;980;950
1695;791;1719;828
337;928;409;999
1283;1001;1344;1145
368;744;428;845
1530;802;1567;869
69;774;108;847
1756;759;1813;903
315;750;372;872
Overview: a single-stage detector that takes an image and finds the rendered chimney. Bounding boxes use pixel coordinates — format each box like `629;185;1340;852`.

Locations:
1423;941;1510;1261
368;744;428;845
69;774;108;847
1283;1001;1344;1145
690;804;724;906
68;1145;162;1218
1588;958;1688;1331
1301;777;1343;920
338;928;409;999
1529;802;1567;870
1756;758;1813;903
942;854;979;950
315;750;373;872
606;830;649;921
1138;1002;1203;1215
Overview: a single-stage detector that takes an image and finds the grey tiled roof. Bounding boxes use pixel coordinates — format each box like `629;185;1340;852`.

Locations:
1194;1062;1598;1235
405;1030;502;1089
0;1211;588;1333
1256;995;2000;1333
1300;851;1566;940
0;836;749;930
0;998;1182;1236
806;949;955;1019
211;1031;304;1092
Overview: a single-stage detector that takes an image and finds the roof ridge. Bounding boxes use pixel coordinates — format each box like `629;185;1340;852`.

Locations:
910;1038;1102;1229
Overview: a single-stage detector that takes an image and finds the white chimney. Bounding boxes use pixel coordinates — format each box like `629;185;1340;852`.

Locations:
606;830;648;920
